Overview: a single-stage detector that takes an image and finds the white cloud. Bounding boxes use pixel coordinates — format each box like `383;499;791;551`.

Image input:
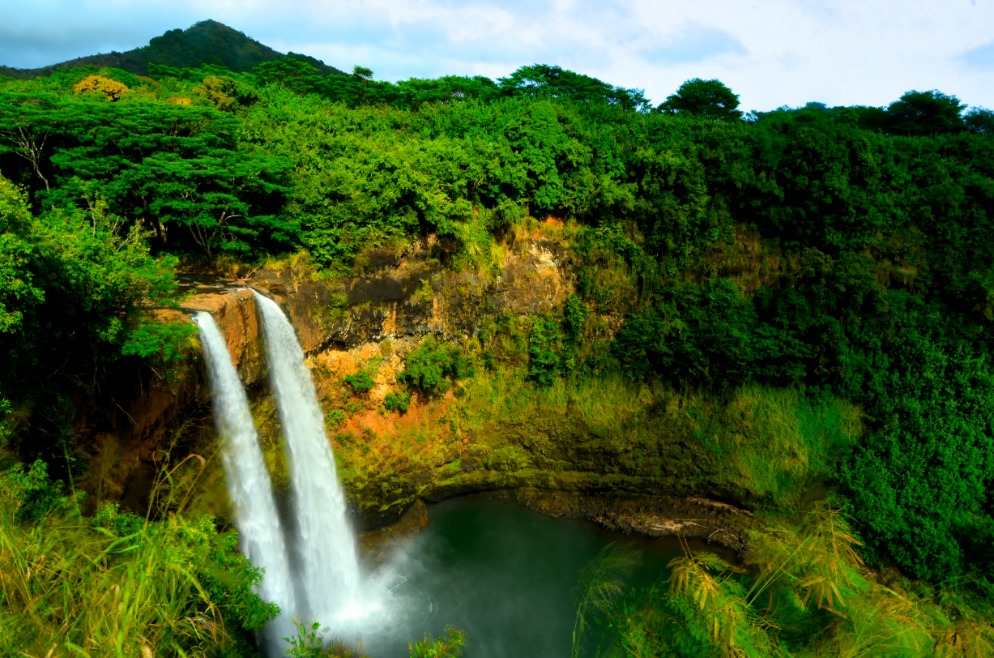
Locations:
2;0;993;110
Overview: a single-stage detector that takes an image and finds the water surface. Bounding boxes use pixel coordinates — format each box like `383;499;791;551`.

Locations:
356;497;699;658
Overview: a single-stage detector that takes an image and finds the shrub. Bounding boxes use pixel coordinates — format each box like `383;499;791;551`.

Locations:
398;336;473;397
325;409;348;429
528;316;561;387
344;371;374;394
384;391;411;413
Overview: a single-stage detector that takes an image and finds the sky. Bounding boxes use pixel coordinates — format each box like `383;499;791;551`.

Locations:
2;0;993;112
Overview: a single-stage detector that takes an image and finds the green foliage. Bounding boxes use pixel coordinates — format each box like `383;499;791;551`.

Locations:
886;89;966;136
0;462;275;656
612;280;769;390
344;370;375;394
498;64;650;112
571;543;639;658
4;459;75;522
121;319;197;372
384;391;412;413
0;173;183;458
965;106;994;136
325;408;348;429
562;294;588;342
659;78;742;121
528;315;562;387
284;620;325;657
408;627;465;658
840;329;994;582
398;336;472;397
581;506;987;658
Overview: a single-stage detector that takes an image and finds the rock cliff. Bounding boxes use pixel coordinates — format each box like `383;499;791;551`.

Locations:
78;235;751;547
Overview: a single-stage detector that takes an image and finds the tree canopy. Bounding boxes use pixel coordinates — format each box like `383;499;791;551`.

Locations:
658;78;742;120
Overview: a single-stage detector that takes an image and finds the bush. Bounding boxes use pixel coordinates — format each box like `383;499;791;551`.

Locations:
528;316;561;387
384;391;411;413
398;336;473;397
325;409;348;429
344;371;374;394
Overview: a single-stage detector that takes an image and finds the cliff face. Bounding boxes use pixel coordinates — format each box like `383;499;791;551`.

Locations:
75;289;268;513
250;236;571;354
73;238;571;512
182;289;266;385
80;235;749;544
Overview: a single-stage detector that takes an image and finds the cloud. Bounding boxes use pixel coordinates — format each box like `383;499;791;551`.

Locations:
961;40;994;70
1;0;994;111
641;23;747;65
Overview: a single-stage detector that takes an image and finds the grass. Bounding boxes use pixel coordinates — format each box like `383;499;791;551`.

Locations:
576;504;994;658
0;459;274;658
330;357;863;516
700;387;863;509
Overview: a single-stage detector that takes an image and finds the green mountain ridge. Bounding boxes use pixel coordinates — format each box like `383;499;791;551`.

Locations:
0;19;345;79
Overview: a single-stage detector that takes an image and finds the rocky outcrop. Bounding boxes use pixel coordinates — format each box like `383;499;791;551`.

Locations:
182;289;266;384
248;237;572;354
76;289;268;513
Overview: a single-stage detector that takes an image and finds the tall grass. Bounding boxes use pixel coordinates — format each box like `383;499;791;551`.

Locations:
576;505;994;657
689;386;863;509
0;459;273;657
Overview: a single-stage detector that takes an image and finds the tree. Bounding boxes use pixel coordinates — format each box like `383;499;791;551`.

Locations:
72;75;130;102
0;177;44;335
0;92;69;190
965;106;994;136
499;64;650;111
885;89;965;136
658;78;742;121
252;58;324;95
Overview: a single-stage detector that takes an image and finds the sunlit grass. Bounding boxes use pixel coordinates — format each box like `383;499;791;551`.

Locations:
0;460;272;657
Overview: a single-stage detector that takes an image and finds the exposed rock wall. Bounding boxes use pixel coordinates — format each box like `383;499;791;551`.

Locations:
182;289;266;384
78;237;752;550
249;237;571;353
75;290;268;513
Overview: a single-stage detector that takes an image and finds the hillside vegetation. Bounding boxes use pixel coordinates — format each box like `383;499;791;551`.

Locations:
1;55;993;656
0;20;344;79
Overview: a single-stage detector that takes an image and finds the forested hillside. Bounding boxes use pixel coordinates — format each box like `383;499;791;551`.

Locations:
0;20;344;79
1;55;993;656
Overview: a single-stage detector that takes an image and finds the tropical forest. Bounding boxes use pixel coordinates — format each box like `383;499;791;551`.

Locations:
1;19;993;658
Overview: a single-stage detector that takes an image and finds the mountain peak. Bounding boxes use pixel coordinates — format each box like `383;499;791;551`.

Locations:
0;20;344;79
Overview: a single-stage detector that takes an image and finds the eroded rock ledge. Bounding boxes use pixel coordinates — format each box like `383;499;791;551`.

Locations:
503;490;754;553
182;289;266;385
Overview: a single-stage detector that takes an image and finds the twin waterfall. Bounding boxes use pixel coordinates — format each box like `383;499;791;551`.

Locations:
254;293;362;619
194;292;363;656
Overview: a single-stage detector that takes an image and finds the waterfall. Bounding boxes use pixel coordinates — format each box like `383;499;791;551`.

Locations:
253;291;363;623
192;312;295;657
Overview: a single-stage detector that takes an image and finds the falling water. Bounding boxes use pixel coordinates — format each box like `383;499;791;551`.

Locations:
193;312;295;657
253;292;363;623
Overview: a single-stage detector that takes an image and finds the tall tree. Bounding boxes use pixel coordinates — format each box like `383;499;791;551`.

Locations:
659;78;742;121
885;89;965;136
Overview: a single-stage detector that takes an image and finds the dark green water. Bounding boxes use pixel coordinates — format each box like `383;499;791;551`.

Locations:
355;497;700;658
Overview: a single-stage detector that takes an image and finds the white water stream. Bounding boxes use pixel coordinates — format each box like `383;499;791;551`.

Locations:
253;292;365;624
193;312;296;656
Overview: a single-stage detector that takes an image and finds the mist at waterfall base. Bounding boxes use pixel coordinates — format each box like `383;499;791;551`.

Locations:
354;498;691;658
